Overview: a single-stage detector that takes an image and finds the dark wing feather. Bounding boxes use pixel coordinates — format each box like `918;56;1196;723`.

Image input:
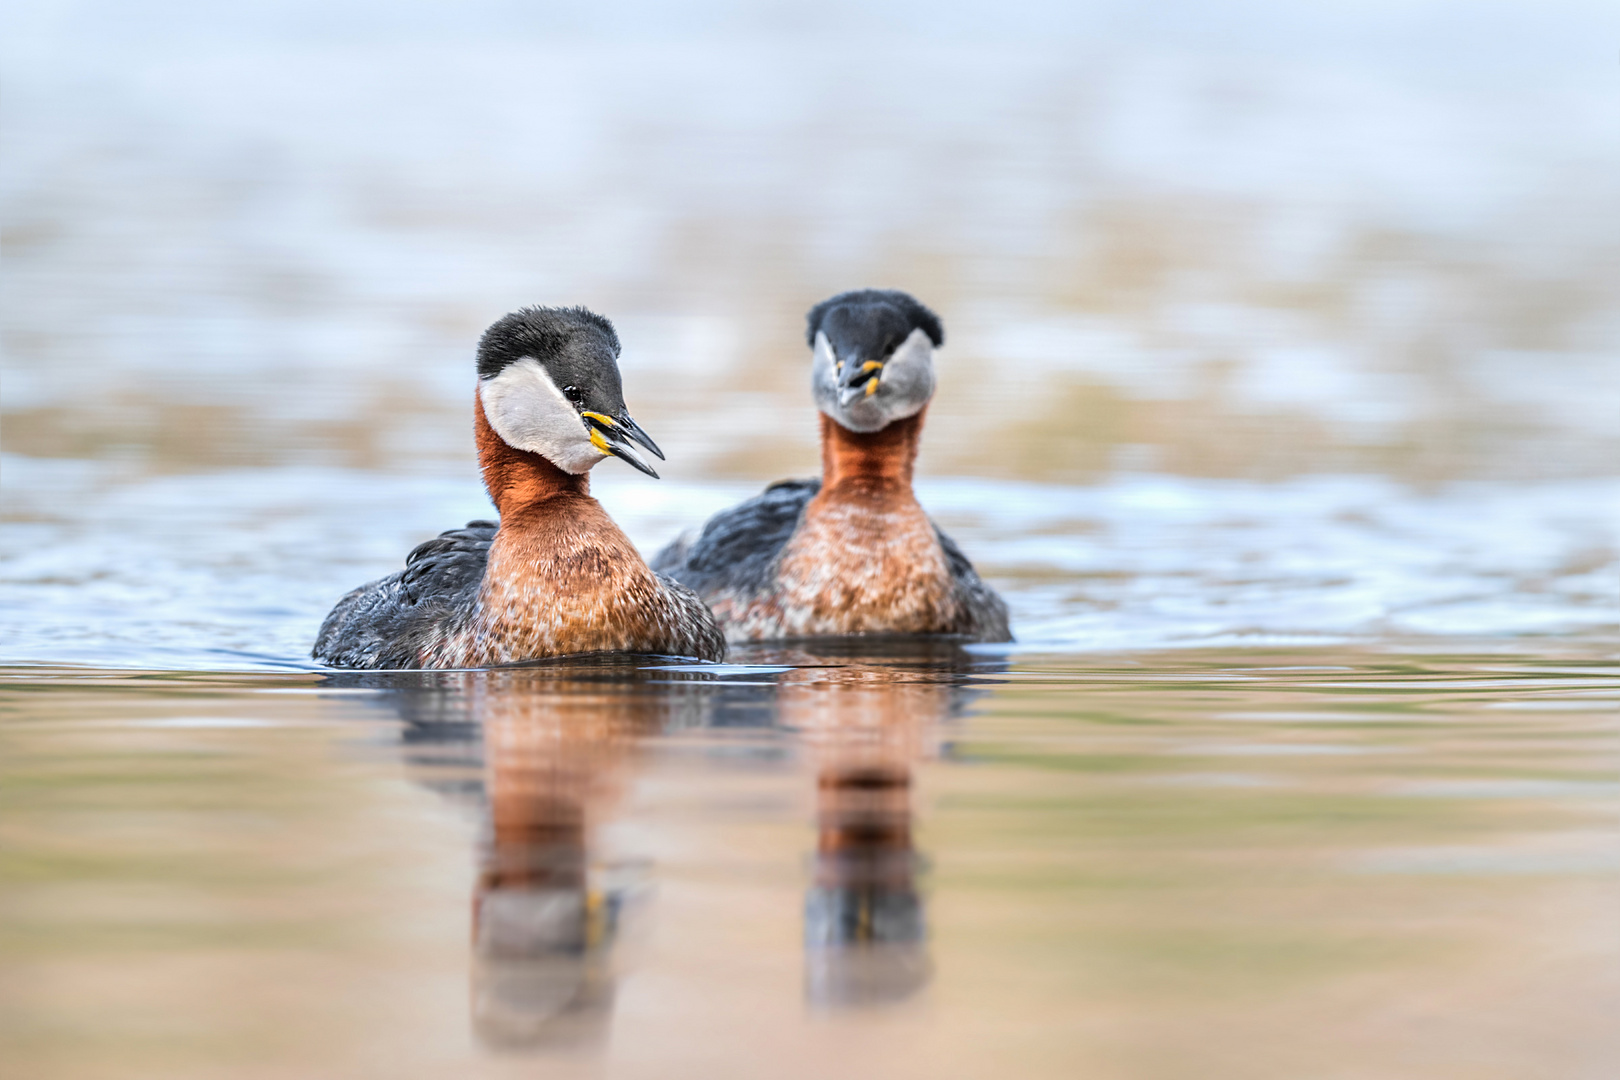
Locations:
934;523;1013;642
651;479;820;599
313;520;497;669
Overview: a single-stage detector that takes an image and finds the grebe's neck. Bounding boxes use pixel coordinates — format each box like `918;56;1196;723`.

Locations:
432;395;721;667
474;396;589;517
818;408;926;492
770;406;955;638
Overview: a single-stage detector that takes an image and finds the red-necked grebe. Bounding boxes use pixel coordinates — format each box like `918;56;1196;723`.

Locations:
652;289;1010;643
314;306;726;668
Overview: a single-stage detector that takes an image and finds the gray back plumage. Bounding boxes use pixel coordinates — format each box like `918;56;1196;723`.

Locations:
651;479;821;598
931;526;1013;642
313;520;497;669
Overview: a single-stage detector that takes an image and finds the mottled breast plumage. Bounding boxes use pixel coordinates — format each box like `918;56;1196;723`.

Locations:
652;480;1011;643
316;519;725;669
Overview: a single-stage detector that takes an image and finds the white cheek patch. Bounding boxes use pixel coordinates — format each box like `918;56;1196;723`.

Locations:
811;326;936;433
479;358;606;474
811;330;840;407
876;327;936;419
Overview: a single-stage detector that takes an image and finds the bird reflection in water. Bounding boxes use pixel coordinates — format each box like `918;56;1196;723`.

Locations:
804;753;928;1007
371;662;666;1051
470;673;646;1049
762;638;986;1009
350;641;994;1045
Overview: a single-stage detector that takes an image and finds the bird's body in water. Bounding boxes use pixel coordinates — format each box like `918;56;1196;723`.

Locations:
314;306;725;669
653;289;1010;644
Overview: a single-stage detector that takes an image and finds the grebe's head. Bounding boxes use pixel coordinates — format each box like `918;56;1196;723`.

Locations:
807;289;944;434
476;306;664;478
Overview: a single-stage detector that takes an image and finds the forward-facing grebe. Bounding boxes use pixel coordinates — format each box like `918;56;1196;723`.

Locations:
314;306;726;669
652;289;1010;643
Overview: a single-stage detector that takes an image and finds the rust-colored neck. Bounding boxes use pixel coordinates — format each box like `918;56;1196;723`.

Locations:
819;408;926;491
474;395;589;516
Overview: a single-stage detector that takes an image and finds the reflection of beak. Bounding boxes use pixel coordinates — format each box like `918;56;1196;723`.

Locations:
581;412;665;478
835;357;884;406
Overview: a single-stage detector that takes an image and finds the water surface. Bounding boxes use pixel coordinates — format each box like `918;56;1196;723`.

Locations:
4;646;1617;1078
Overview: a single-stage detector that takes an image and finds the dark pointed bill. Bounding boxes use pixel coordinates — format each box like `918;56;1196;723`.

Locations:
837;355;885;406
615;414;665;461
581;412;663;478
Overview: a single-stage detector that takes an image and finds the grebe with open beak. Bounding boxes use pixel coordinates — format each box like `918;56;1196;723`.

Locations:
314;306;725;668
652;289;1009;643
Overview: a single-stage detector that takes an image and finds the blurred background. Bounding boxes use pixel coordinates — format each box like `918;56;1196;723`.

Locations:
4;8;1620;1077
3;0;1618;663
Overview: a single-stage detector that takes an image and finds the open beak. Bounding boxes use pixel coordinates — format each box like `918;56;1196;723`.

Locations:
835;355;884;406
581;411;665;478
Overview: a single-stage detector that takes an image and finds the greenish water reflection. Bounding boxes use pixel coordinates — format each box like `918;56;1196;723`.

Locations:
2;645;1617;1079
